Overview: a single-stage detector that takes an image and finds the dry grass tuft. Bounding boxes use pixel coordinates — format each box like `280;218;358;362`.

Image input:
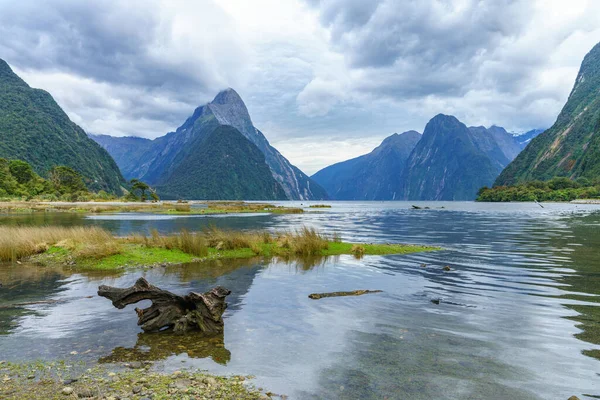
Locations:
288;226;329;256
132;228;208;257
351;244;366;259
0;226;117;261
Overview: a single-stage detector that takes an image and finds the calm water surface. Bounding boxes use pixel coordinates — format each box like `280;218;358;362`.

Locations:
1;202;599;399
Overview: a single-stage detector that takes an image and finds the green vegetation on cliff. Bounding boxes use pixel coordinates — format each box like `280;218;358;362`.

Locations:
0;158;103;201
0;59;124;193
496;42;600;185
156;126;288;200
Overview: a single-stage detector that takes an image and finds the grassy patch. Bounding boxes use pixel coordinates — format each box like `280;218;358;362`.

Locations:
17;226;439;270
0;200;304;215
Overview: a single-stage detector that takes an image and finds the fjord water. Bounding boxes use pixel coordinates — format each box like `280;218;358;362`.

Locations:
1;202;599;399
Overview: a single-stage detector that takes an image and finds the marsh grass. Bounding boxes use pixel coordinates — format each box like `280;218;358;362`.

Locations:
5;225;438;269
287;226;329;256
132;228;208;257
129;226;330;257
0;226;116;261
351;244;366;258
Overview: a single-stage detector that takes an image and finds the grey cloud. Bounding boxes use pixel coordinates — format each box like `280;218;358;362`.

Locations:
311;0;532;68
0;0;246;136
303;0;541;100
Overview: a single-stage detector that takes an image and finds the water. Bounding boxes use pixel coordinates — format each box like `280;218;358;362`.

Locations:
1;202;600;399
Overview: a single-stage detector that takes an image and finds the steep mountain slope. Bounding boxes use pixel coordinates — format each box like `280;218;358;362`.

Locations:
0;59;124;193
156;126;287;200
89;134;152;180
496;42;600;185
93;89;327;200
468;125;522;171
400;114;501;200
311;131;421;200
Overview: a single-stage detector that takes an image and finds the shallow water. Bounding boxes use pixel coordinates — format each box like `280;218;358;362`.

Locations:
1;202;600;399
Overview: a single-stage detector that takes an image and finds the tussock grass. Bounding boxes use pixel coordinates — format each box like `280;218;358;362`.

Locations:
0;226;116;261
287;226;329;256
128;226;330;257
351;244;366;258
6;225;439;270
131;228;208;257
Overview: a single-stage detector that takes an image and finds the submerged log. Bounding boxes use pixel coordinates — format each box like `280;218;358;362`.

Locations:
98;277;231;334
308;290;383;300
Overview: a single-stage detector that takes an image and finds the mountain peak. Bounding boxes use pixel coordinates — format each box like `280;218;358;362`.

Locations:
380;130;421;147
211;88;244;105
206;88;254;134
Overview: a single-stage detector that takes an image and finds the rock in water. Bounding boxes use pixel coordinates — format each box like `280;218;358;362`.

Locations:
98;277;230;334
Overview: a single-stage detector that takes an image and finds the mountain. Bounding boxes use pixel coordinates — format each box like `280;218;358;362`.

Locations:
496;42;600;186
468;125;523;171
155;126;287;200
89;134;152;179
400;114;503;200
513;129;545;148
93;89;327;200
0;59;124;193
311;131;421;200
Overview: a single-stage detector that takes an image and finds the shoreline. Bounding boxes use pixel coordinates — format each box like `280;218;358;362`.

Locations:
0;361;273;400
570;199;600;204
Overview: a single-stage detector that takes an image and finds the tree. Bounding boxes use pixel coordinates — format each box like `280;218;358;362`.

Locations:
8;159;35;184
130;179;151;202
49;166;87;194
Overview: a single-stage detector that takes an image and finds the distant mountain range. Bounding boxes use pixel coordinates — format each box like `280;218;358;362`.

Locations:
313;116;543;200
0;59;124;194
497;42;600;186
312;131;421;200
92;89;327;200
12;35;595;203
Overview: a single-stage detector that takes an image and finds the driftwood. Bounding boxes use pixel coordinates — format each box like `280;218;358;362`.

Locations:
98;277;230;334
308;290;383;300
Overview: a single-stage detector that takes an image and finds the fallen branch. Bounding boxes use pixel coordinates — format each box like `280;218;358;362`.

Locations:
308;290;383;300
98;277;230;333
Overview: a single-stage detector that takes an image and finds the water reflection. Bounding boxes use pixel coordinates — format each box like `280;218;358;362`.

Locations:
1;203;600;399
0;264;68;335
100;331;230;365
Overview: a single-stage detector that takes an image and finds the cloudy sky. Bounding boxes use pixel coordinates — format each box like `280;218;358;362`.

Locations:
1;0;600;174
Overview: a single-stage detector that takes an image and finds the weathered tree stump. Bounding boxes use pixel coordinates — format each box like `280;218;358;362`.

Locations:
98;277;231;334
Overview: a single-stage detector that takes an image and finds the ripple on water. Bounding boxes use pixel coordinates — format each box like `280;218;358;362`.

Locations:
0;202;599;399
